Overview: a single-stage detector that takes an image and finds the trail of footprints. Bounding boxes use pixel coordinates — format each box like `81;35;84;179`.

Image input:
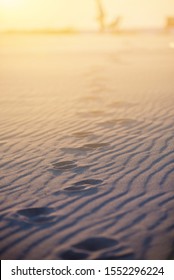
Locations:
7;67;141;259
51;140;105;194
50;66;139;196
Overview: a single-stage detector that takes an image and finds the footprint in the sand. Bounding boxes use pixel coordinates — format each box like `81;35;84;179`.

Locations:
64;179;103;192
73;237;118;251
59;237;134;260
61;143;109;154
77;109;105;118
88;110;106;117
109;101;137;108
89;80;110;94
61;147;83;154
72;131;94;138
98;119;119;127
14;207;56;225
51;160;91;175
81;143;109;150
73;165;91;174
117;119;138;126
52;161;77;171
99;118;138;128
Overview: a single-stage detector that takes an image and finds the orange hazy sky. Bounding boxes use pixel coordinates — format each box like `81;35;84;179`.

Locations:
0;0;174;30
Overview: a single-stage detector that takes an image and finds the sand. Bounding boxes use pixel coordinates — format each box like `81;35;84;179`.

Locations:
0;33;174;260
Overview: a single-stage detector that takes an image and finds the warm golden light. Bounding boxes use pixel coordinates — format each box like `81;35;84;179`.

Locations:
0;0;22;8
0;0;174;31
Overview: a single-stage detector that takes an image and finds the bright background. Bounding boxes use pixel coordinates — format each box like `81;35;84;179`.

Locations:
0;0;174;30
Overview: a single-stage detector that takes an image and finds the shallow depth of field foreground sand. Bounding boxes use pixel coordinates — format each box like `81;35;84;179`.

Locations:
0;34;174;260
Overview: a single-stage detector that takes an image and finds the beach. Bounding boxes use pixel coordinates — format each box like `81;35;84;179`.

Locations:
0;33;174;259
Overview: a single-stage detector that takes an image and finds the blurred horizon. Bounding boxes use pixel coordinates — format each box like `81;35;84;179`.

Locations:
0;0;174;32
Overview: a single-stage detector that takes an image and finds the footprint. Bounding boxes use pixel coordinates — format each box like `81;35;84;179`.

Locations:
81;143;109;150
109;101;137;108
98;120;119;127
73;237;118;252
88;110;105;117
59;249;88;260
77;110;105;117
59;237;134;260
64;179;103;192
72;131;93;138
74;179;103;186
14;207;56;225
99;119;137;128
116;119;138;126
52;161;77;171
61;147;85;154
61;143;109;154
73;165;91;173
89;83;109;94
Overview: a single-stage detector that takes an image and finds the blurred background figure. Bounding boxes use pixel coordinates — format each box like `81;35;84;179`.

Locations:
95;0;106;32
95;0;121;33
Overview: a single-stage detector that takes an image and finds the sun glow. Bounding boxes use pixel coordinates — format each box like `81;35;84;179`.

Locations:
0;0;173;31
0;0;23;12
0;0;22;8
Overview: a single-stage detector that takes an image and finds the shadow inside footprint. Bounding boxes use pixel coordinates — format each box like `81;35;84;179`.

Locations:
52;161;77;171
59;249;88;260
74;179;103;186
61;147;86;154
14;207;56;225
73;165;91;174
99;119;138;128
116;118;138;126
64;179;103;193
61;143;109;154
88;110;105;116
81;143;109;150
73;237;118;252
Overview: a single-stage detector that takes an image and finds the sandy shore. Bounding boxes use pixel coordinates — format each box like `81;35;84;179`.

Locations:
0;34;174;259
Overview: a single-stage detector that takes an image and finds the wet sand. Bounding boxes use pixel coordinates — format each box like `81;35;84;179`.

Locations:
0;33;174;259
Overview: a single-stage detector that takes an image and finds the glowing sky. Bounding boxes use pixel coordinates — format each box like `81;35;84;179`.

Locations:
0;0;174;30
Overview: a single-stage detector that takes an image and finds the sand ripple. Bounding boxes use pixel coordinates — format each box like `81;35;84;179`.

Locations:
0;34;174;259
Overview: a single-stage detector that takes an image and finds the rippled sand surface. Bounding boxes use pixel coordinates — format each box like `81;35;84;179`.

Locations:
0;34;174;259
